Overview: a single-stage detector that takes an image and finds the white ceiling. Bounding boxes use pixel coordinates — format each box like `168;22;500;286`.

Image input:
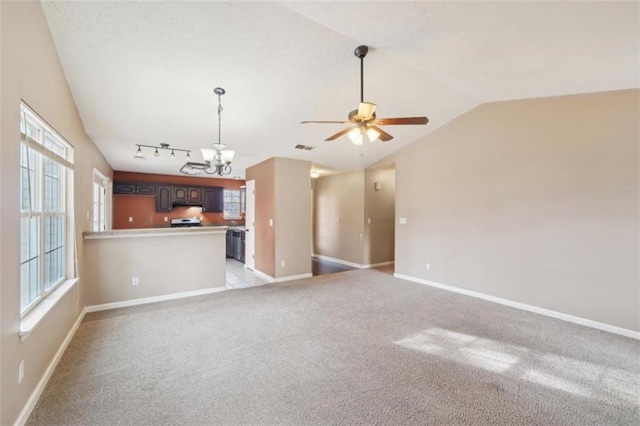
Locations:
41;1;639;179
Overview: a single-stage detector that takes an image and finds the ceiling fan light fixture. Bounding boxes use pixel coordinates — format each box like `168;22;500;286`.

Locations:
301;45;428;144
358;102;376;120
348;127;364;145
366;127;380;143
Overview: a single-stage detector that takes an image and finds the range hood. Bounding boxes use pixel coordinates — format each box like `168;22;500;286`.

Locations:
172;200;203;207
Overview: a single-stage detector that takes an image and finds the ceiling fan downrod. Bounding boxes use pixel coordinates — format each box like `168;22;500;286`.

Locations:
354;45;368;103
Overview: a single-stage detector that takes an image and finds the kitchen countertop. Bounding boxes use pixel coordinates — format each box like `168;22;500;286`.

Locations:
84;226;228;240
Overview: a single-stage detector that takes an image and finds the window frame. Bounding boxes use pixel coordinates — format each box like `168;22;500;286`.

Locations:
19;103;74;316
92;168;108;232
223;188;242;220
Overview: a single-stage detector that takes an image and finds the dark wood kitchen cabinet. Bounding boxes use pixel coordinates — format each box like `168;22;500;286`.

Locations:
203;187;223;212
114;182;157;195
172;186;202;203
136;183;157;195
156;185;172;212
114;182;136;194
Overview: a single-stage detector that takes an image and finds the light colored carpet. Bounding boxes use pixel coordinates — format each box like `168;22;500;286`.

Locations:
28;268;639;425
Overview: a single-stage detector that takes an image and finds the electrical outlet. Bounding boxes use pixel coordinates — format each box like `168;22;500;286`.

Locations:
164;217;168;222
132;276;139;286
281;260;285;267
336;217;341;224
18;360;24;383
426;263;432;271
128;217;133;223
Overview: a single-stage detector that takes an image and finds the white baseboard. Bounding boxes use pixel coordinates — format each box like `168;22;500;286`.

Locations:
369;261;395;268
251;268;275;283
275;273;313;283
14;307;88;426
85;286;226;313
251;269;313;283
313;254;394;269
394;273;640;340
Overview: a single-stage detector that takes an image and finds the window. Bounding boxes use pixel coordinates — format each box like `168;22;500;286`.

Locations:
20;103;74;315
92;169;108;231
223;189;242;219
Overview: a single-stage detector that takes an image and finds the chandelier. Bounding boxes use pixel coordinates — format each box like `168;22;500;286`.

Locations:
180;87;235;176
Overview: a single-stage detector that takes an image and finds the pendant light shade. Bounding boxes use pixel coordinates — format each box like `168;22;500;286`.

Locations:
201;148;216;163
221;149;235;164
348;128;364;145
366;127;380;143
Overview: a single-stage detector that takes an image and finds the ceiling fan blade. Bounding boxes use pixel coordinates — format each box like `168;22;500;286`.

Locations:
357;102;377;120
369;126;393;142
372;117;429;125
301;120;350;124
325;127;354;141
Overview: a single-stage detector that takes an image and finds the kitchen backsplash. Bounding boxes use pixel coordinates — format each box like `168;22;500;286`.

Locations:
112;171;245;229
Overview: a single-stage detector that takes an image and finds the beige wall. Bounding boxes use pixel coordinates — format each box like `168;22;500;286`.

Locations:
247;157;311;279
395;89;639;332
246;158;276;277
1;1;112;424
314;167;396;266
364;166;396;265
313;171;366;265
83;232;226;306
274;158;312;278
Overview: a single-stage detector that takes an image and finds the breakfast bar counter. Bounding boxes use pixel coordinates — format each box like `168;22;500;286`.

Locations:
84;226;228;239
83;226;227;307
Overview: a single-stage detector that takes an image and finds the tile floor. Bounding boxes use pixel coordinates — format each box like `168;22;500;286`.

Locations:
226;257;394;289
225;258;269;289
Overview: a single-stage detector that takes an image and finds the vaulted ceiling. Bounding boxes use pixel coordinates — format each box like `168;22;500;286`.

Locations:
41;1;639;178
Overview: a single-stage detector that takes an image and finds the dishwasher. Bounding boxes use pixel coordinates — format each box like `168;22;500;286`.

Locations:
231;230;245;263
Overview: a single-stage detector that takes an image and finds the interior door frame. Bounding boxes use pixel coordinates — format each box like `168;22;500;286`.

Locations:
245;179;255;270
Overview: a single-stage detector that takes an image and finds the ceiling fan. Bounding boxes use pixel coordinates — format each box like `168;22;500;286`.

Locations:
301;45;429;145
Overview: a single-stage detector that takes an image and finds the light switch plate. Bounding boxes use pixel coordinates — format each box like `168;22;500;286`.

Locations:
399;217;408;225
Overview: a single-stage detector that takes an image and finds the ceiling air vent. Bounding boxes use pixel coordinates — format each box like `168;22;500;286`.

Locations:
294;144;315;151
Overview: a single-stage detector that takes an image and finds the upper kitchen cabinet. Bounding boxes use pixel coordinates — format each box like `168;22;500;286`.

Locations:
156;185;172;212
114;181;157;195
203;187;224;212
172;186;202;203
